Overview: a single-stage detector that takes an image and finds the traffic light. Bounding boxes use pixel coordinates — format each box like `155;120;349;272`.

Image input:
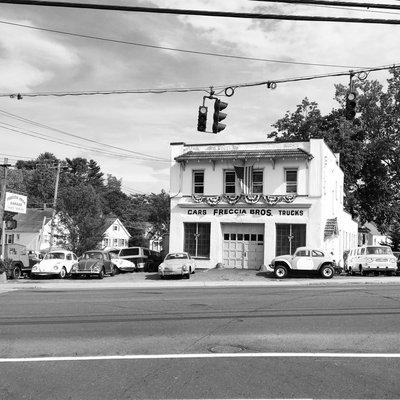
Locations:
212;99;228;133
345;91;357;120
197;105;208;132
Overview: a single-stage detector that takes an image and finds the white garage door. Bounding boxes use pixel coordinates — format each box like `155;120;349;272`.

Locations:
222;223;264;269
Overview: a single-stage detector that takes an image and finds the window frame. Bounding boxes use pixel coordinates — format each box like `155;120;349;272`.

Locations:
183;222;211;259
252;169;264;194
192;170;205;195
285;168;298;194
224;169;236;194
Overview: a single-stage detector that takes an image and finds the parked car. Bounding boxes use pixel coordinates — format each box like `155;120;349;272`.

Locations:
31;250;78;279
392;251;400;274
114;247;162;272
346;245;397;276
70;250;117;279
158;252;196;279
269;247;336;279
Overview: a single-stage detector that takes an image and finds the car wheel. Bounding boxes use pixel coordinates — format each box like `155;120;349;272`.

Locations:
59;267;67;279
110;265;116;277
185;273;190;279
160;275;164;280
274;265;288;279
321;265;334;279
12;266;21;280
98;269;105;279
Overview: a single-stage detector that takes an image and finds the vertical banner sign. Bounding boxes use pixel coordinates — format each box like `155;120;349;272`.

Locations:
4;192;27;214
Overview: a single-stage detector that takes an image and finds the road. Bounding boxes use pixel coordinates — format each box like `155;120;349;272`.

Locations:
1;284;400;399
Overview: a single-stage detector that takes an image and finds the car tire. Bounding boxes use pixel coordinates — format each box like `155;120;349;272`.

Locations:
12;266;21;280
320;265;334;279
59;267;67;279
110;265;116;277
184;273;190;279
274;265;288;279
98;269;105;279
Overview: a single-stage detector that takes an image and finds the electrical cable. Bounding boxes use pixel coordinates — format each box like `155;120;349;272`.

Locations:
2;1;400;25
2;63;399;99
0;109;169;162
0;122;170;163
0;20;365;69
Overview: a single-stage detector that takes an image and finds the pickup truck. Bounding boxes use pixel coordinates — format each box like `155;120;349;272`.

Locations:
0;243;30;279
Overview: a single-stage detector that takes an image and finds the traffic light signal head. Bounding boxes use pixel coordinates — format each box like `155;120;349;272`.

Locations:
345;91;357;120
197;105;207;132
212;99;228;134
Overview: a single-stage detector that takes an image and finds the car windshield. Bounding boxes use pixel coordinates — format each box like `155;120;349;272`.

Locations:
166;253;188;260
366;247;392;255
119;248;139;256
45;252;65;260
83;252;103;260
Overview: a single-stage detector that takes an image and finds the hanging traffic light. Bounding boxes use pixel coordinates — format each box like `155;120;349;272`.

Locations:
197;105;208;132
345;91;357;120
212;99;228;133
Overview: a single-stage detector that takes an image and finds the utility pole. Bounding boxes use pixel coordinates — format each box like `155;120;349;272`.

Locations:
0;158;11;260
48;161;61;252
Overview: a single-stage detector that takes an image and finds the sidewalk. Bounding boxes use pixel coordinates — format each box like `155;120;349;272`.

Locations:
1;268;400;291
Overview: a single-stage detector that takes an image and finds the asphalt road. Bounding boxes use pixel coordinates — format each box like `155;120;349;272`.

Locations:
1;284;400;399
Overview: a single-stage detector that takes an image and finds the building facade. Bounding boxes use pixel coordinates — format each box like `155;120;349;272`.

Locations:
101;217;131;249
169;139;358;269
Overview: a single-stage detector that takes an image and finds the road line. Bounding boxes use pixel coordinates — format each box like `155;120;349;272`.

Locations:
1;352;400;363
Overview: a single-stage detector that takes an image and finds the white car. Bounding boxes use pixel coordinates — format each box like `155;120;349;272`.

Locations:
31;250;78;279
158;252;196;279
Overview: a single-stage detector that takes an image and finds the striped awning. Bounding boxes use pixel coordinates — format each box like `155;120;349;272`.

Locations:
324;218;339;239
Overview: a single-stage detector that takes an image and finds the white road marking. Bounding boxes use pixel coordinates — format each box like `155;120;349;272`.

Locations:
1;352;400;363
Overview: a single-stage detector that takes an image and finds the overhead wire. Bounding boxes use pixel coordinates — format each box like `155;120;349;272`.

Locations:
0;20;365;69
0;109;169;162
2;1;400;24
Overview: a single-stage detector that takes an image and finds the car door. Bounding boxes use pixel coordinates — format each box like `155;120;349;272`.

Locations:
103;253;112;273
292;249;314;270
312;250;325;269
65;253;74;272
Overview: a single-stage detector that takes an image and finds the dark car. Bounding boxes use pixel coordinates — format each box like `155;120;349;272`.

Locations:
70;250;117;279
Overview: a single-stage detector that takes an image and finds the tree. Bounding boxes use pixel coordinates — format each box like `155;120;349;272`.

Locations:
58;184;105;254
145;190;170;238
268;70;400;231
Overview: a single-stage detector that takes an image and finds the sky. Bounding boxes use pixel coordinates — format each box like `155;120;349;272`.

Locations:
0;0;399;194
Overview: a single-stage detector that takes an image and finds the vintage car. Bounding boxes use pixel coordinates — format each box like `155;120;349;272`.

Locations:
108;249;137;272
31;250;78;279
114;247;162;272
158;252;196;279
269;247;336;279
70;250;117;279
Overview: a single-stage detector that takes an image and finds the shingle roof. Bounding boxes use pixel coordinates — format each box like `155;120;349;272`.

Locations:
12;208;54;233
174;148;313;162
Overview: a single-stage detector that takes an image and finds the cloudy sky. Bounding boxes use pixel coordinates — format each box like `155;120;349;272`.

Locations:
0;0;399;194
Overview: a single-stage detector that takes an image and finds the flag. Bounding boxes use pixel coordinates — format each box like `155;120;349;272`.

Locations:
244;165;253;195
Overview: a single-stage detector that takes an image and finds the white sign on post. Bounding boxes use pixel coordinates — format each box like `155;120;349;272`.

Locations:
5;192;27;214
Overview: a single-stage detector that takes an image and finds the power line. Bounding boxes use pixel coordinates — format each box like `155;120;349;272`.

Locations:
2;63;399;99
0;109;169;162
0;20;365;69
0;122;170;164
2;1;400;25
250;0;400;11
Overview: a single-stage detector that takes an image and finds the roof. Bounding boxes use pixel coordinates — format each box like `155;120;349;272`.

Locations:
174;148;313;162
359;222;382;236
9;208;54;233
324;218;339;239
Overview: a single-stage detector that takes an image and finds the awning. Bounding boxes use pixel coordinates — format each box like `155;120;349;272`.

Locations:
174;148;313;162
324;218;339;240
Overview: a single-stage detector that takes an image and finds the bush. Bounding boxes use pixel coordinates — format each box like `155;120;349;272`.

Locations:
0;258;16;279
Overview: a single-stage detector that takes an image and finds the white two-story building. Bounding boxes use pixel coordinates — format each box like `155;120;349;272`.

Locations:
169;139;358;269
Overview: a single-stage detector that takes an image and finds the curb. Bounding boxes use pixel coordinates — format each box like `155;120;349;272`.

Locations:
1;277;400;291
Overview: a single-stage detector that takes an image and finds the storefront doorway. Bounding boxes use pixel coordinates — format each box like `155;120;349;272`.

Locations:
276;223;306;256
222;223;264;269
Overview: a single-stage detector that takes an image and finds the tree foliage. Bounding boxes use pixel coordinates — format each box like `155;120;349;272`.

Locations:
268;69;400;232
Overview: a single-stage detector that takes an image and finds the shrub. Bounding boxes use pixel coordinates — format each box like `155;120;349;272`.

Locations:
0;258;16;278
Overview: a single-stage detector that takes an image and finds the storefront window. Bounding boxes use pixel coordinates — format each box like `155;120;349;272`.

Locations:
285;170;298;193
252;170;263;194
184;223;210;258
192;170;204;194
224;170;236;194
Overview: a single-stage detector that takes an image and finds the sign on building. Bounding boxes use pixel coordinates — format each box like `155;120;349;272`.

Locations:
5;192;27;214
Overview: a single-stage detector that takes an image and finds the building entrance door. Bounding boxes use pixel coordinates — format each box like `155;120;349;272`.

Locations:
275;224;306;256
222;224;264;269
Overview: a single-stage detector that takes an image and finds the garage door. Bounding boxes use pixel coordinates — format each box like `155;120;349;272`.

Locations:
222;224;264;269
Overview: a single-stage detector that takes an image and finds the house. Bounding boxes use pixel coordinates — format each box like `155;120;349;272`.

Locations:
3;207;67;252
169;138;358;269
358;222;390;246
101;217;131;249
